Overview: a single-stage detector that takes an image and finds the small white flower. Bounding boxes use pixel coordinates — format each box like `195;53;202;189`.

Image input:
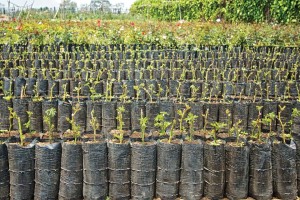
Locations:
120;26;124;31
162;35;167;39
216;18;221;23
38;21;42;25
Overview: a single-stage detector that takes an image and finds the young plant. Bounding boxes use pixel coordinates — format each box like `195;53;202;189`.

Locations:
44;108;57;143
157;83;163;99
62;83;69;102
277;105;288;143
229;120;243;144
168;119;176;143
105;80;114;102
210;122;226;145
66;103;81;143
74;86;81;102
190;84;199;102
139;110;148;144
8;107;25;146
176;82;183;102
185;113;198;141
90;109;99;142
265;84;270;100
177;104;191;133
133;83;145;100
24;111;33;134
3;79;13;101
144;84;155;103
226;109;232;135
114;106;125;143
20;85;26;99
251;106;263;142
88;80;102;101
202;108;209;131
120;84;129;102
262;112;276;134
154;112;171;136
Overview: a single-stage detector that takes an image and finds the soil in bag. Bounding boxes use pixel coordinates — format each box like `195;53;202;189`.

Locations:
35;142;62;199
146;102;160;132
232;101;248;130
72;99;87;133
12;98;29;133
42;99;58;133
28;100;43;133
57;100;72;135
0;142;9;200
225;142;249;199
156;140;181;200
0;97;12;131
180;140;204;200
82;141;108;200
86;100;102;133
8;141;36;200
203;141;225;199
272;141;297;199
108;141;131;199
249;141;273;200
131;142;156;199
59;142;83;199
102;101;117;137
131;101;146;132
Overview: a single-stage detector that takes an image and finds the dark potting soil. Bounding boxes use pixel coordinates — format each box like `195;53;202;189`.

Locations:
129;131;151;142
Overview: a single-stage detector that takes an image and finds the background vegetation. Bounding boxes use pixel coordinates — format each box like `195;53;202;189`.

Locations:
130;0;300;23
